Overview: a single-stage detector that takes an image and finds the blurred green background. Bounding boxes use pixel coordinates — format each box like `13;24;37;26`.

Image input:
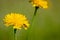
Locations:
0;0;60;40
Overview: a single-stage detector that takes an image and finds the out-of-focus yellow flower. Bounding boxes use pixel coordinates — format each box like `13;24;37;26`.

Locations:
3;13;30;30
30;0;48;8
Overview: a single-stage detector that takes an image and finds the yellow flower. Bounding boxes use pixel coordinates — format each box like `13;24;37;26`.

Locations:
3;13;30;30
30;0;48;8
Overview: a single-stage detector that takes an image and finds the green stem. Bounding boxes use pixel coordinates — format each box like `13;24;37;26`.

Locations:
26;6;39;40
34;6;39;16
14;29;17;34
31;6;39;23
14;29;17;40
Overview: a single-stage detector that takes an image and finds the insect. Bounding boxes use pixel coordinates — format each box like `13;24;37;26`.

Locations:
23;24;27;27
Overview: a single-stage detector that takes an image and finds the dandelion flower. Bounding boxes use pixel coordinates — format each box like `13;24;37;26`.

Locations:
30;0;48;8
3;13;30;30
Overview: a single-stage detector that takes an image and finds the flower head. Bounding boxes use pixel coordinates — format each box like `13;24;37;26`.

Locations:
30;0;48;8
3;13;30;30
